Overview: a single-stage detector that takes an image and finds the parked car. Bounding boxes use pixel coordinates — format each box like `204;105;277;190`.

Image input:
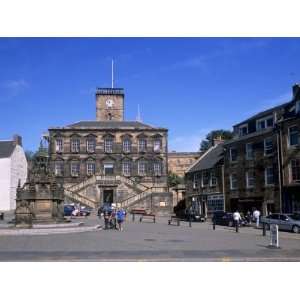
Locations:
261;213;300;233
64;204;75;216
212;211;248;227
185;208;206;222
79;206;92;217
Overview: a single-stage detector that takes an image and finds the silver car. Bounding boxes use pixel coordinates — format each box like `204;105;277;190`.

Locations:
261;213;300;233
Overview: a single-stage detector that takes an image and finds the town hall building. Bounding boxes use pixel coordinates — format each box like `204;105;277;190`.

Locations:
47;87;172;215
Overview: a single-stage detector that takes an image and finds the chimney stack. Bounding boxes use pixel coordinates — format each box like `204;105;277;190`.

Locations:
13;134;22;146
292;84;300;99
212;136;224;147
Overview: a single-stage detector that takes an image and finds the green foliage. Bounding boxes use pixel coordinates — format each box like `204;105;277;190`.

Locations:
200;129;233;151
168;171;184;187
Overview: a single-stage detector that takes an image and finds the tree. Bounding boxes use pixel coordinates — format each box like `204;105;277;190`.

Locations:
199;129;233;152
168;171;184;187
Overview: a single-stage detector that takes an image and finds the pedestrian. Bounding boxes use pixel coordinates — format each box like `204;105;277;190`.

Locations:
103;206;110;230
116;208;125;231
111;208;117;229
246;210;252;224
253;208;261;228
233;209;241;228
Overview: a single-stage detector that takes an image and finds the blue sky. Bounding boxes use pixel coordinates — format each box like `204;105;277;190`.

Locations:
0;37;299;152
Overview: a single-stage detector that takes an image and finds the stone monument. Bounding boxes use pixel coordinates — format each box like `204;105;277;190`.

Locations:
15;141;65;227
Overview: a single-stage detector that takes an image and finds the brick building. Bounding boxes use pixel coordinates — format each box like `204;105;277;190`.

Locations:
47;87;172;215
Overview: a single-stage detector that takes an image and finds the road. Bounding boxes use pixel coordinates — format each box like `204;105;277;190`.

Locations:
0;214;299;261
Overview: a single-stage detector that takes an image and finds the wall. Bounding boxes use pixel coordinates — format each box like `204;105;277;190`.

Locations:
0;158;11;210
9;145;28;210
168;152;201;177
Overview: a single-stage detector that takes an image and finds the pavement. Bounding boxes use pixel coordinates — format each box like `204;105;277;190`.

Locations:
0;213;299;261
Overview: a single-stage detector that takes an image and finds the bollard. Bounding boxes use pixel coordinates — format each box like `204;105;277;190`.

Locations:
132;213;135;222
189;216;192;227
262;222;266;236
213;220;216;230
0;213;4;220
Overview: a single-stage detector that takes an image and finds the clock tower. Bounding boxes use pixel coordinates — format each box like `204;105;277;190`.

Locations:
96;88;124;121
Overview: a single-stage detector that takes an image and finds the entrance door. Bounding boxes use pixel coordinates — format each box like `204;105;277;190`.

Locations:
103;190;114;204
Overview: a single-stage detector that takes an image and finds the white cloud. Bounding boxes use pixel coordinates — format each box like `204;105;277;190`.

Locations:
0;79;29;97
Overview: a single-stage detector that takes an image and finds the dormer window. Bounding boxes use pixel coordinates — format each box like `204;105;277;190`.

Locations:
239;124;248;136
55;138;63;153
256;116;274;131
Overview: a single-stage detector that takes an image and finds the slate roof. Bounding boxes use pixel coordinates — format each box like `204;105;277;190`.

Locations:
187;144;224;173
50;121;166;130
233;102;289;127
0;141;15;159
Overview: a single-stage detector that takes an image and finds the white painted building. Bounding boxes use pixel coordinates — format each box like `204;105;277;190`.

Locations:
0;135;27;211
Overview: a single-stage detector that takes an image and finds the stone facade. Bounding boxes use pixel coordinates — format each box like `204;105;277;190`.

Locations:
223;84;300;215
15;145;65;227
185;144;225;217
279;87;300;213
96;88;124;121
47;87;172;212
168;151;201;177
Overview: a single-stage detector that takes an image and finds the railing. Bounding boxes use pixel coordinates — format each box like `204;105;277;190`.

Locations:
68;175;97;192
120;187;166;209
64;189;97;208
115;175;148;192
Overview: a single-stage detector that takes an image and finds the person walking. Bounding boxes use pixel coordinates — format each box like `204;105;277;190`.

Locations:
233;209;241;229
246;210;252;224
116;208;125;231
103;208;110;230
253;208;261;228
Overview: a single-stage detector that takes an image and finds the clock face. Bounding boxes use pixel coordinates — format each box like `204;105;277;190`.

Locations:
106;99;114;108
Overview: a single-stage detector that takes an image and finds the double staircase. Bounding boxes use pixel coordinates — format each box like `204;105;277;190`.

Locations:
63;174;166;210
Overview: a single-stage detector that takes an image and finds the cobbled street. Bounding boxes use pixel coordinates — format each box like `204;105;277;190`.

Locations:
0;213;300;261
